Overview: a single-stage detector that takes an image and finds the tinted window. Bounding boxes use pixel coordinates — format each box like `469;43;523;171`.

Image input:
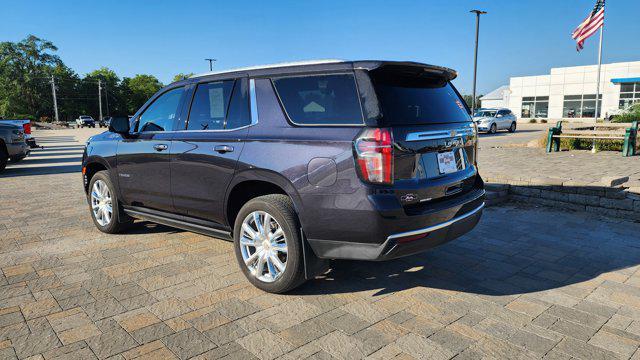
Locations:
137;87;184;132
226;78;251;129
371;73;470;125
273;74;363;125
187;81;234;130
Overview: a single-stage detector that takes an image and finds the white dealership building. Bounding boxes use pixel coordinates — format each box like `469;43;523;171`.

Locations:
481;60;640;120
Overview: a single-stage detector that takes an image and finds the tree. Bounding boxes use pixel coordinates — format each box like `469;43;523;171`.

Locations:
0;35;167;120
0;35;62;119
84;67;123;118
172;73;194;82
125;75;163;114
462;94;483;111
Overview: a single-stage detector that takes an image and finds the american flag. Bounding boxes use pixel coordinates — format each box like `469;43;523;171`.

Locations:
572;0;605;51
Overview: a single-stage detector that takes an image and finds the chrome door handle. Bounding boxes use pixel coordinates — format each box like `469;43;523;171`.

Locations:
214;145;234;153
153;144;168;151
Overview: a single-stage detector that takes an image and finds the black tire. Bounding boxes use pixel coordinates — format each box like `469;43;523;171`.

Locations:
0;146;7;172
233;194;306;293
490;123;497;134
87;170;133;233
9;155;25;163
508;122;517;133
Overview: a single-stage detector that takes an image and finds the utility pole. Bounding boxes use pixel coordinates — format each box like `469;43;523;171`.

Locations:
205;58;217;71
470;10;487;113
98;79;103;121
104;83;110;117
50;75;59;122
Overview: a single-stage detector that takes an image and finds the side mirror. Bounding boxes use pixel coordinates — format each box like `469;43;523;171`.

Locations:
109;117;130;134
496;114;503;118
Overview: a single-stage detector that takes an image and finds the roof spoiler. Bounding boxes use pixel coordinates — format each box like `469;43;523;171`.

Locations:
355;61;458;81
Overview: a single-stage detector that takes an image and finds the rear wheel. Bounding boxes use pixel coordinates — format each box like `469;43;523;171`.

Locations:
233;194;306;293
489;123;497;134
88;170;132;233
508;122;517;133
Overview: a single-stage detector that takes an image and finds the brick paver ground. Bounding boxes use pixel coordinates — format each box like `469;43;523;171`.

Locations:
476;124;640;186
1;130;640;359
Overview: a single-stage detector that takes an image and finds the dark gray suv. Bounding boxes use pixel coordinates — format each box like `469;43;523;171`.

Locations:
82;60;485;293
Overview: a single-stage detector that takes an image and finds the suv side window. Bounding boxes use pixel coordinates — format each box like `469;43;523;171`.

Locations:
137;87;185;132
225;78;251;129
187;80;234;131
272;73;364;125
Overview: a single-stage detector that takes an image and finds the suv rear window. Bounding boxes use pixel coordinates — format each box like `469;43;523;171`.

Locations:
371;70;470;125
272;74;363;125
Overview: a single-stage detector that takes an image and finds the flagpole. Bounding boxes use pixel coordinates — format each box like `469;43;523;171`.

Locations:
590;25;604;153
595;26;604;121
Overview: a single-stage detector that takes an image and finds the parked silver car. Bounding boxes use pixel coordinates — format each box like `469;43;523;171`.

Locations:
473;108;517;134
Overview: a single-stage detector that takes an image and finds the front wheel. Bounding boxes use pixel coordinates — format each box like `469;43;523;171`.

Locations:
88;170;132;233
489;123;497;134
9;155;25;163
508;122;517;133
233;194;306;293
0;147;7;172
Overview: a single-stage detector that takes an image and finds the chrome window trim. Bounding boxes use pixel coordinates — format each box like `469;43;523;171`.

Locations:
249;78;259;126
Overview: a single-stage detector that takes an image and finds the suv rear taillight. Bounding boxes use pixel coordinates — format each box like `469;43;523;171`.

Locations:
353;128;393;185
23;123;31;135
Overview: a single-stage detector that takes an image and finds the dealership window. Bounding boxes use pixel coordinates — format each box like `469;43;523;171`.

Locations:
562;94;602;118
521;96;548;118
619;82;640;109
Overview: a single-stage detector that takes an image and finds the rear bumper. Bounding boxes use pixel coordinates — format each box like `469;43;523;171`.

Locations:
6;142;30;157
306;188;485;261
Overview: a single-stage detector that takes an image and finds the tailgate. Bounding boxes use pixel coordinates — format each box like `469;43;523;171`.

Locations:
391;123;478;207
366;64;480;208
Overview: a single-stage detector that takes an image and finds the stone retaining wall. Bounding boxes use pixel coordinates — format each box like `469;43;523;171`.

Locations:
485;176;640;221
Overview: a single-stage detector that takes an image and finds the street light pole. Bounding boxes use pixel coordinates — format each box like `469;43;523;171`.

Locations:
205;58;217;71
470;10;487;113
98;79;103;121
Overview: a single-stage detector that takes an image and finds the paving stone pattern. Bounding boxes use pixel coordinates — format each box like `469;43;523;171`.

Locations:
479;146;640;186
0;130;640;359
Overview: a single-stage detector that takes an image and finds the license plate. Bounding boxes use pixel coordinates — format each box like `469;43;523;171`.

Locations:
437;150;458;174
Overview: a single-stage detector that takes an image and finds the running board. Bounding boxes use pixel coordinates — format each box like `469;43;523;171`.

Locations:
123;208;232;241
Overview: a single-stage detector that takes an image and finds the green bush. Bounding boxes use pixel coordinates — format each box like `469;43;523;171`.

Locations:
11;114;36;121
539;134;626;152
612;104;640;123
612;113;640;123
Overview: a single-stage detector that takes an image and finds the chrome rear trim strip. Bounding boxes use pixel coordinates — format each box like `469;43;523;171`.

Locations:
406;127;474;142
386;202;485;241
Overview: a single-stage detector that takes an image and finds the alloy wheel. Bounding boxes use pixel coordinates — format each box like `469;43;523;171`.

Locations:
239;211;288;283
91;180;113;226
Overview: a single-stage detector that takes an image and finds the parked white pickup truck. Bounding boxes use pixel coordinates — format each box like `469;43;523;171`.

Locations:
0;119;37;148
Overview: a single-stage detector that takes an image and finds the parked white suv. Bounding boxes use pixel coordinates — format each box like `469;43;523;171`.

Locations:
473;108;516;134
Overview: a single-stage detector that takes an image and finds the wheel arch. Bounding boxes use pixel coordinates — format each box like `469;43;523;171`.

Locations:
225;169;304;231
83;156;112;193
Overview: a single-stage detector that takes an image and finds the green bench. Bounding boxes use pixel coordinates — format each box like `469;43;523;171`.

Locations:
546;120;638;157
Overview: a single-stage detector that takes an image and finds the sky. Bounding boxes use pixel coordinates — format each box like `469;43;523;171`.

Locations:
2;0;639;94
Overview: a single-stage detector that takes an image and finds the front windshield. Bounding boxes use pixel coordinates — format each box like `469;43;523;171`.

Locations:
474;110;496;117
